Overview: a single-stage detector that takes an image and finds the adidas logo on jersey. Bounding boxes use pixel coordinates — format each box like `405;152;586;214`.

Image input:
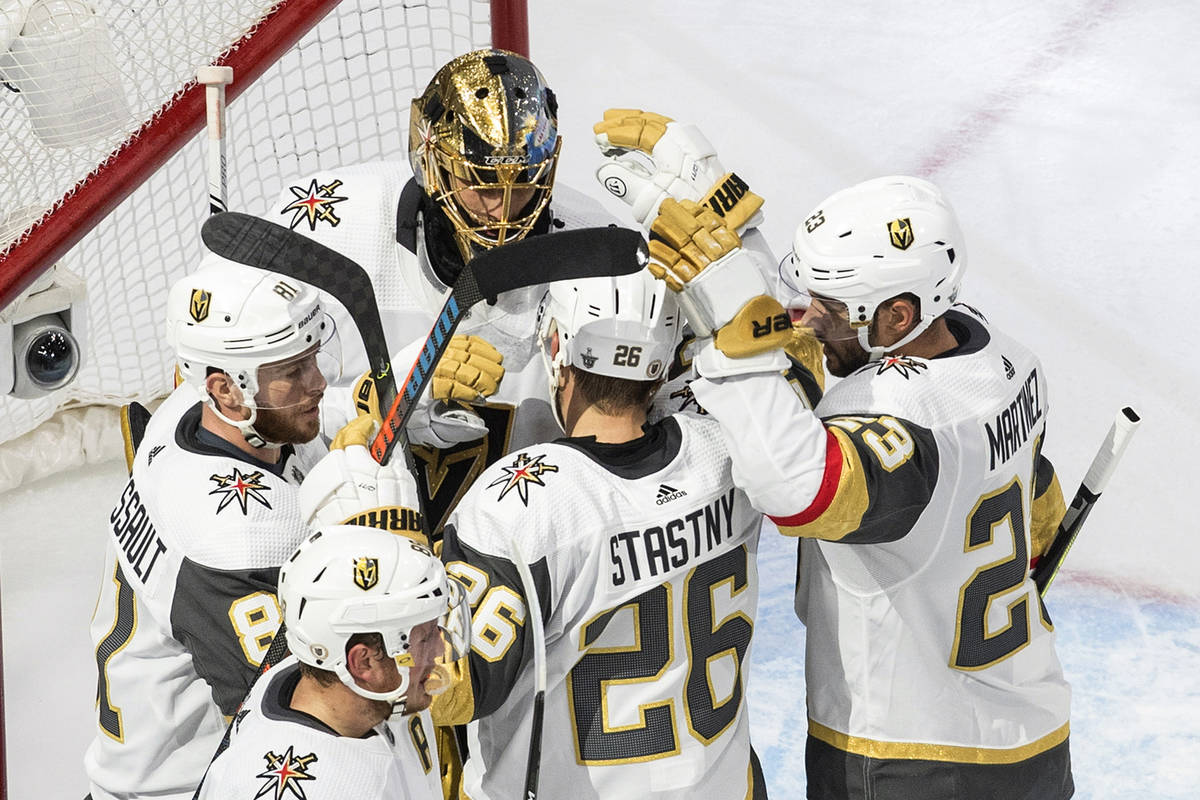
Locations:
1002;355;1016;380
656;484;687;505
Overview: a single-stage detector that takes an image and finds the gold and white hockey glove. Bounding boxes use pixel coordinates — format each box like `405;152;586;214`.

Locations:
649;198;789;378
594;108;764;233
298;415;426;541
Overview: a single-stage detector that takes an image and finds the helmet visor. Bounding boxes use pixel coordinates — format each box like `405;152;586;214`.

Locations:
252;314;342;410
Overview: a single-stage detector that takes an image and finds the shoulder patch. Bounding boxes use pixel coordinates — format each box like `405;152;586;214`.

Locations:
863;355;928;379
208;467;274;515
487;452;558;506
257;746;318;798
280;177;348;231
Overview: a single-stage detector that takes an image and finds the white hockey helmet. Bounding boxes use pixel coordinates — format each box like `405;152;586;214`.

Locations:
536;268;681;429
165;254;340;447
781;175;967;358
279;525;471;714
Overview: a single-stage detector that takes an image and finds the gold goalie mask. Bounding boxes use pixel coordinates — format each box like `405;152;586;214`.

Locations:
409;48;560;261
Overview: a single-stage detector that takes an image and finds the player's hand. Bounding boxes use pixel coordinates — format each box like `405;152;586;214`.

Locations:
433;335;504;403
299;415;425;539
647;199;789;378
594;108;764;233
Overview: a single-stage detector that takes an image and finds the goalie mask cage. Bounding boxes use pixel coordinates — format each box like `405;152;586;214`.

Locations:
0;0;528;491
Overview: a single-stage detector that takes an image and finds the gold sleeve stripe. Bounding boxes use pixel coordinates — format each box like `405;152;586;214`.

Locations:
809;719;1070;764
769;427;870;541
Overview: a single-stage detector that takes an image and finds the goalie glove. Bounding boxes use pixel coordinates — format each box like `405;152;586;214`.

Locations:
648;198;789;378
594;108;764;233
298;415;426;539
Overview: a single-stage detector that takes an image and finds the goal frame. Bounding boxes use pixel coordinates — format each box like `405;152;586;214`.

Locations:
0;0;530;312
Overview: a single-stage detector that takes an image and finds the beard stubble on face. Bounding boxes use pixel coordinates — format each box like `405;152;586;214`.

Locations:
252;402;322;445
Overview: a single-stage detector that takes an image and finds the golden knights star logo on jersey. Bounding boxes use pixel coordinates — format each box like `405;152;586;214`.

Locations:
354;556;379;591
255;746;317;799
281;178;349;231
887;217;914;250
208;467;273;514
488;452;558;506
870;354;929;379
189;288;211;322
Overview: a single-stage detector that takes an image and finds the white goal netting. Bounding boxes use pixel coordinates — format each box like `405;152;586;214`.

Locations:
0;0;497;487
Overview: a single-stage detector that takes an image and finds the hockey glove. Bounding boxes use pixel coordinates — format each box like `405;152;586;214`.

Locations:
594;108;764;233
298;415;426;540
406;334;502;448
649;198;789;377
433;335;504;403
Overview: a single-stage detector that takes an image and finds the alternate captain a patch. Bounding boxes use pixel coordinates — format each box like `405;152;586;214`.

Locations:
255;746;317;799
280;178;348;231
208;467;273;514
488;453;558;506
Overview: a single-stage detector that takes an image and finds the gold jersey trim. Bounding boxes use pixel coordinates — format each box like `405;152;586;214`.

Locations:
808;719;1070;764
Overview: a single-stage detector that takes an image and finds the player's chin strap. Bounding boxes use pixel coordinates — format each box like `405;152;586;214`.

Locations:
206;399;278;450
858;314;935;362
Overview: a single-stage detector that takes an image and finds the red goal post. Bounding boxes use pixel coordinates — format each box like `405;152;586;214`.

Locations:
0;0;528;488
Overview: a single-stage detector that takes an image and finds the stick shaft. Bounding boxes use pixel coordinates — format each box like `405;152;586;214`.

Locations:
1035;406;1140;595
197;66;235;215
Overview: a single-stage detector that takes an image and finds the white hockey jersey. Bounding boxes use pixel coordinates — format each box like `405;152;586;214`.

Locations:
271;164;703;535
439;413;768;800
197;656;442;800
693;307;1071;794
85;386;326;800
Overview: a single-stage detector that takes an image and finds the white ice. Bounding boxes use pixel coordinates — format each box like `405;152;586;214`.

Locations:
1;0;1197;797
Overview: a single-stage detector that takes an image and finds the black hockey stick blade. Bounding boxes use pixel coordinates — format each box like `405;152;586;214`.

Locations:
369;226;649;464
200;212;397;411
1034;406;1141;595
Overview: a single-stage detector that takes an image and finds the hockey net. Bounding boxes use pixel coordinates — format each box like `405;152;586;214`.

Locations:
0;0;523;491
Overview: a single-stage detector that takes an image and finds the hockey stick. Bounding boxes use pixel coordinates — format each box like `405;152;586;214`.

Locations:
1033;406;1141;595
197;66;235;215
194;213;645;789
509;540;547;800
200;211;650;465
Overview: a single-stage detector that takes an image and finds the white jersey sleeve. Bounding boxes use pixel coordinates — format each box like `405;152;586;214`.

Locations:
198;656;441;800
441;414;767;800
86;387;326;800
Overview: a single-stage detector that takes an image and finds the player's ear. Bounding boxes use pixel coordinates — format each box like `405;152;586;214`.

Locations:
874;296;920;344
205;370;248;417
345;642;376;683
550;329;560;360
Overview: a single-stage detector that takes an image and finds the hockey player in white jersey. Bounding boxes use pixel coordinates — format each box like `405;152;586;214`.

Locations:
431;270;776;799
85;258;339;800
270;47;611;536
272;50;767;538
646;180;1074;799
196;524;471;800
